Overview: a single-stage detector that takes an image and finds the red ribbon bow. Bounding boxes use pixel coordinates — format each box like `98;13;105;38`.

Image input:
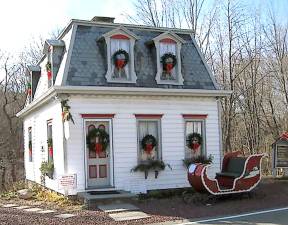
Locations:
165;63;173;73
47;71;52;80
49;147;53;157
95;143;103;156
191;143;200;153
116;59;125;69
145;143;153;154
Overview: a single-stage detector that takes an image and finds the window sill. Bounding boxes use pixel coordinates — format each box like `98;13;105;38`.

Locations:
106;79;137;84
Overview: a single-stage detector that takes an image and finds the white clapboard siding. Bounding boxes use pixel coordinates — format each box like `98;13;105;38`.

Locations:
66;95;221;194
23;100;65;193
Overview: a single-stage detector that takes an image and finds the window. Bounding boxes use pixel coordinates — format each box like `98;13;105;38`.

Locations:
28;127;32;162
47;55;53;88
102;27;139;83
183;115;207;159
47;120;53;162
136;115;162;162
153;32;185;85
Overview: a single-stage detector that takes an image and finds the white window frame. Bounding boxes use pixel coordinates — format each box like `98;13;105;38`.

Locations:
136;118;162;163
47;120;53;163
184;118;207;158
153;31;186;85
102;26;139;83
28;126;33;162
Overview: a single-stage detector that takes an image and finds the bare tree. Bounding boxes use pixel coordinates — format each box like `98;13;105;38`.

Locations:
0;54;26;189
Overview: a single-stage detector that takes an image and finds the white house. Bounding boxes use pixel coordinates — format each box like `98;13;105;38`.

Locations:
17;16;231;195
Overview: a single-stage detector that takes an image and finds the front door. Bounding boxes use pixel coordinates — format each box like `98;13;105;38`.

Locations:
85;119;113;188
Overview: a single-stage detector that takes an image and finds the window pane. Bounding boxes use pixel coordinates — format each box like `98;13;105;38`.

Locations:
160;42;176;55
28;128;32;162
47;123;53;162
110;39;130;80
138;120;159;162
185;121;205;158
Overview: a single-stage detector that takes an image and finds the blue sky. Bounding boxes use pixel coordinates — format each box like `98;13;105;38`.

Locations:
0;0;287;54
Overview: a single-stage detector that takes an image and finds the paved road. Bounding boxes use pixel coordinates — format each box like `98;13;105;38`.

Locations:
182;207;288;225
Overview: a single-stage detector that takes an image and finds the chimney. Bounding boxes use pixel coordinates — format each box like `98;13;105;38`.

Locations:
91;16;115;23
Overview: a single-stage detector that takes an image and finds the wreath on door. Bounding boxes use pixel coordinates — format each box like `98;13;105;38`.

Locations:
86;128;109;155
112;49;129;70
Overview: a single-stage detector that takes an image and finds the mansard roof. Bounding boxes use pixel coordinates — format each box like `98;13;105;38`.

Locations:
65;21;217;90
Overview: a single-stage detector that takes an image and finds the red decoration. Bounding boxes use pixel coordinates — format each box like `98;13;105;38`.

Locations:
191;143;200;153
116;59;125;69
281;132;288;140
95;143;103;156
165;63;173;73
111;34;129;40
145;143;153;155
49;147;53;157
27;89;32;95
47;71;52;80
160;38;177;44
29;148;32;156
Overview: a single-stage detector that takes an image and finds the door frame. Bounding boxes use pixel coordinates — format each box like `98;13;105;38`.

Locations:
83;118;114;189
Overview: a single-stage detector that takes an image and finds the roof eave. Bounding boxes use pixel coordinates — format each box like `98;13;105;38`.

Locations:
54;86;232;97
16;86;231;118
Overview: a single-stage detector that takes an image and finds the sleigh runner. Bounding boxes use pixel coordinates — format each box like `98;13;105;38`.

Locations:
188;151;267;195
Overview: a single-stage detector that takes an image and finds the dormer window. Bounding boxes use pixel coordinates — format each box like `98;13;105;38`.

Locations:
43;39;65;88
153;32;186;85
102;27;139;83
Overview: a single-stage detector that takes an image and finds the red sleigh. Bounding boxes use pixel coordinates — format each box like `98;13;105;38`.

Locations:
188;151;267;195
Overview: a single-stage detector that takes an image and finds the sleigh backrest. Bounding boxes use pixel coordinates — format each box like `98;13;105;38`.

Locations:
221;151;244;172
225;157;247;175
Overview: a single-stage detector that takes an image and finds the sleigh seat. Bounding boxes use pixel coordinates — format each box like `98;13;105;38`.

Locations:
215;153;247;188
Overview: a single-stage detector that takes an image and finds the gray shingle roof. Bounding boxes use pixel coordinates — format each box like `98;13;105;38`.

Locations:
66;25;216;90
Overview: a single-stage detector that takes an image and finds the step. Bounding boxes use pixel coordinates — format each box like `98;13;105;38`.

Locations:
77;190;137;209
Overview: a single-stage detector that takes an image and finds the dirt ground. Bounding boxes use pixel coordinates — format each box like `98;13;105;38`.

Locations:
0;179;287;225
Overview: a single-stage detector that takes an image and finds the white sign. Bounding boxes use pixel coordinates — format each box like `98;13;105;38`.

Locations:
58;174;77;190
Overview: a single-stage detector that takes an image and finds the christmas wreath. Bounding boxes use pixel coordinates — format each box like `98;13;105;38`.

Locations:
112;49;129;70
61;100;74;124
46;62;52;80
141;135;157;155
186;132;203;153
86;128;109;155
47;138;53;159
161;53;177;73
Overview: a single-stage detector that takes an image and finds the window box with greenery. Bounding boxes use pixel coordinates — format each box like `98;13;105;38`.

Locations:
183;155;213;168
132;159;171;179
40;161;54;179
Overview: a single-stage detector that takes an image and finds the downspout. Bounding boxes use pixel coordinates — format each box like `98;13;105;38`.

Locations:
59;94;69;196
217;97;224;170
